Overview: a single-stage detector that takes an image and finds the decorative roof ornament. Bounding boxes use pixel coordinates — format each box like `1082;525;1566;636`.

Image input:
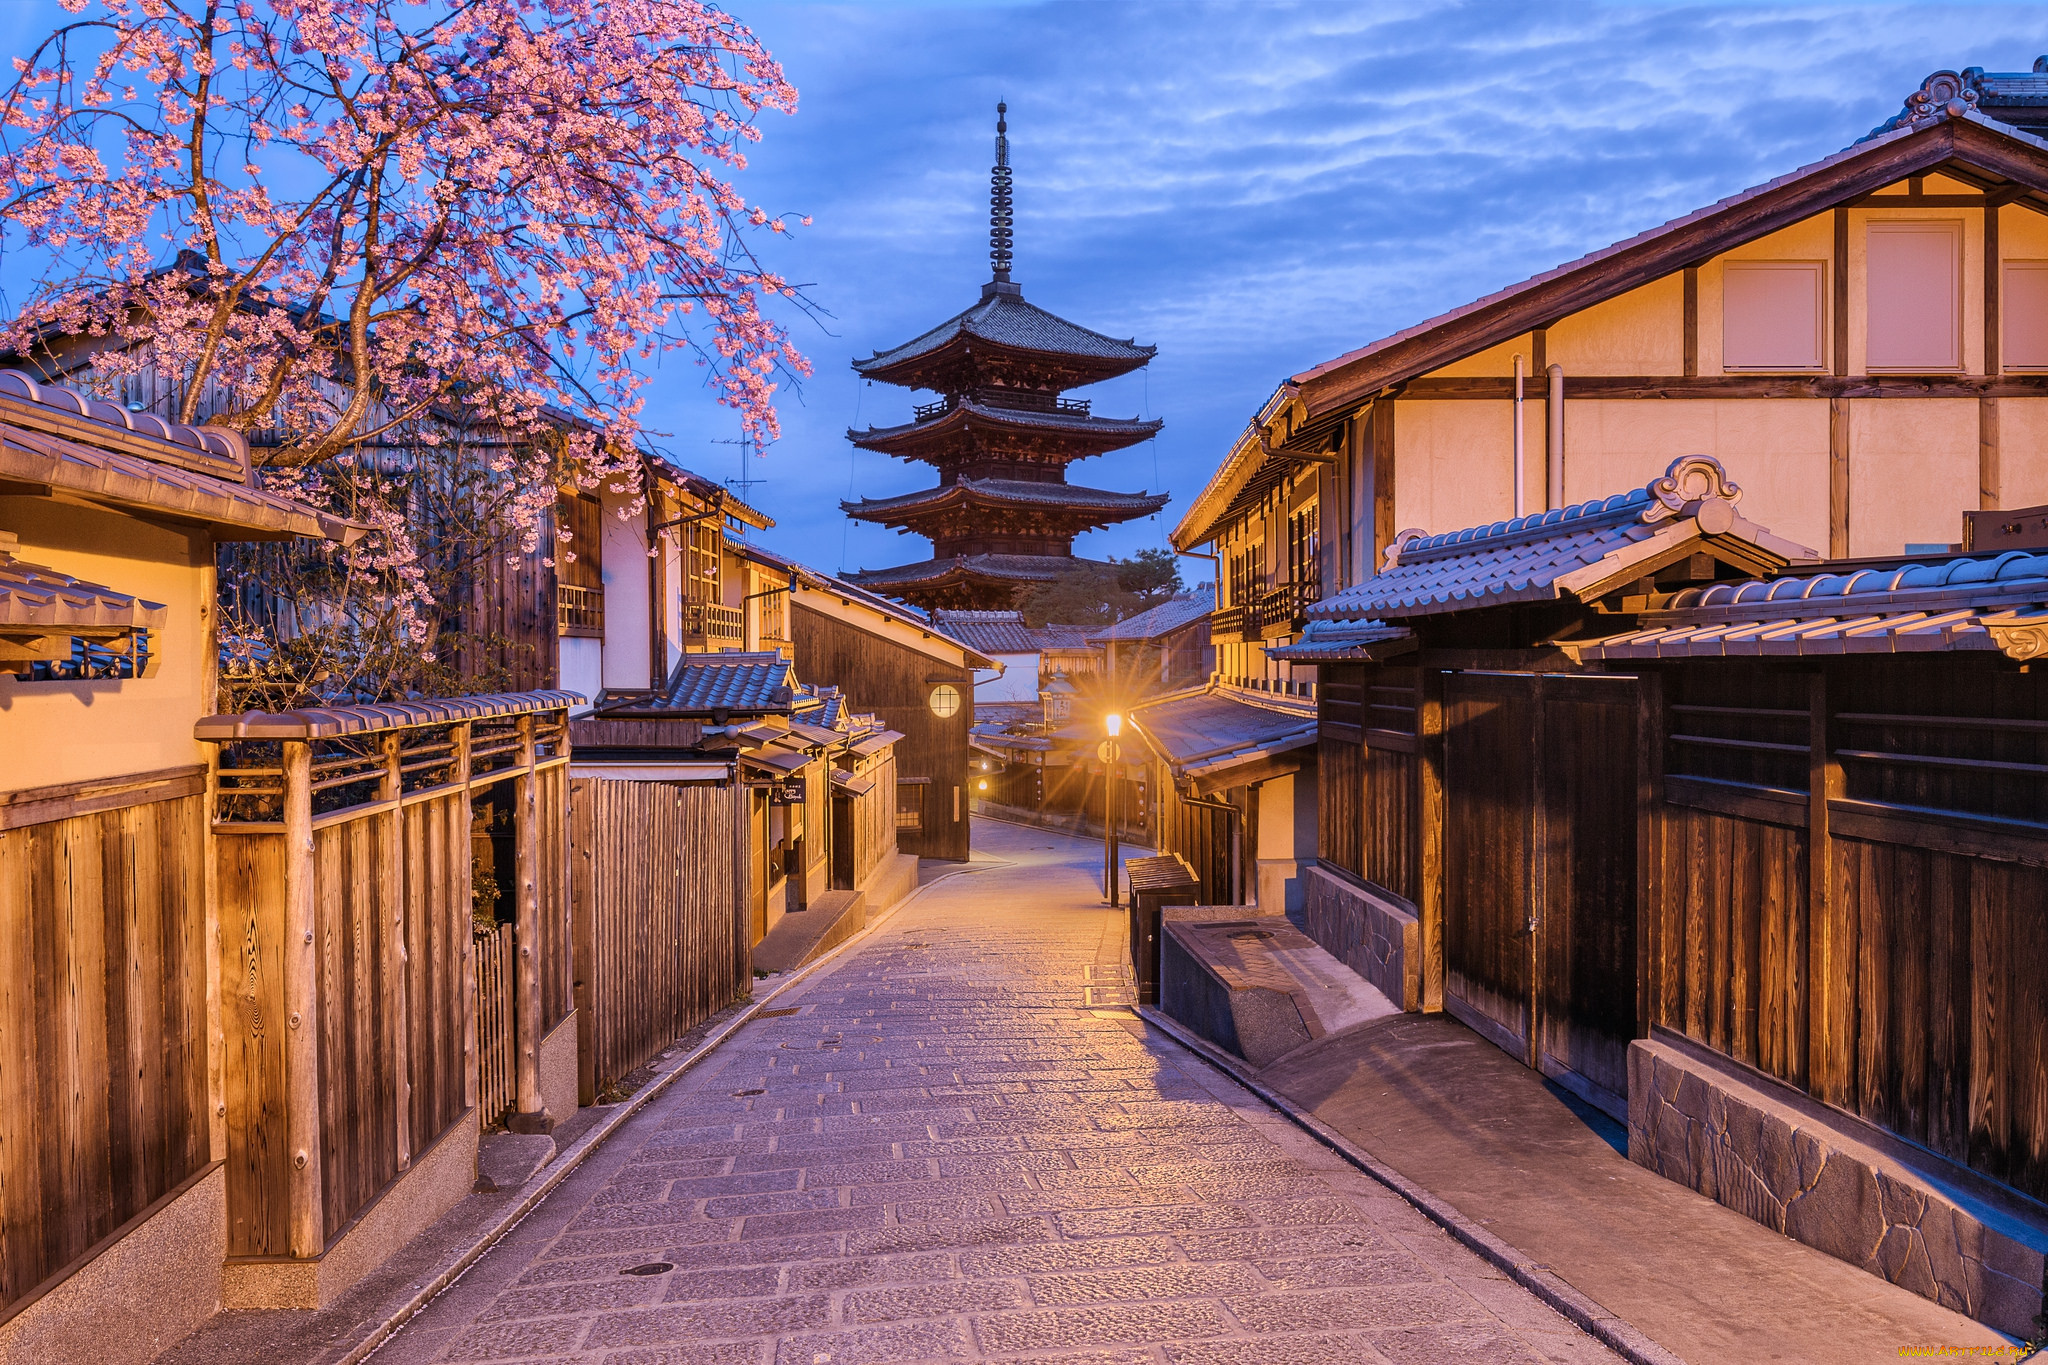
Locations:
1864;59;2048;141
990;101;1014;283
1641;454;1743;532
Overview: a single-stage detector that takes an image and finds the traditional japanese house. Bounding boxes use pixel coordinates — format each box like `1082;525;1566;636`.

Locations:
1088;587;1216;693
0;370;364;1359
735;541;996;862
842;104;1166;610
1288;452;2047;1336
931;609;1098;706
1175;62;2048;728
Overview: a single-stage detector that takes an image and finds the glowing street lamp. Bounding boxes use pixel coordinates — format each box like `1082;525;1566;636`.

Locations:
1102;712;1124;906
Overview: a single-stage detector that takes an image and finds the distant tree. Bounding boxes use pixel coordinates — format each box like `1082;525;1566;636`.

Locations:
0;0;807;697
1017;550;1184;627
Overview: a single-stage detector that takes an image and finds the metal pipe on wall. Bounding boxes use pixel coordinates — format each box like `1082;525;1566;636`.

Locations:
1512;353;1526;518
1547;363;1565;510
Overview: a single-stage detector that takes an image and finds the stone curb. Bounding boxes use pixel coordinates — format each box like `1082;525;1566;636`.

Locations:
346;865;964;1364
1134;1006;1688;1365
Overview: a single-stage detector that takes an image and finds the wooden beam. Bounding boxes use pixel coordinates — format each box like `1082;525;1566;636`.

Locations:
1396;374;2048;400
1980;397;2001;511
1530;327;1548;379
1846;193;1993;207
280;739;324;1259
570;778;597;1106
1986;202;2003;379
1636;671;1665;1038
1682;269;1698;379
1833;208;1850;378
1371;401;1396;567
1829;397;1852;558
454;723;477;1115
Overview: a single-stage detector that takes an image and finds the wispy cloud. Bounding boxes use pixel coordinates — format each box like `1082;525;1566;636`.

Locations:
2;2;2037;577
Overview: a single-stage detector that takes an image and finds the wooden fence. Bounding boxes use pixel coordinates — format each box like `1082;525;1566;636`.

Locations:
201;691;575;1259
0;767;213;1319
1318;653;2048;1203
571;776;745;1103
474;923;517;1130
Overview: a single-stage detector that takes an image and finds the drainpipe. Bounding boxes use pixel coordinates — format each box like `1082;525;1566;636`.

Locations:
1512;353;1526;518
1547;363;1565;511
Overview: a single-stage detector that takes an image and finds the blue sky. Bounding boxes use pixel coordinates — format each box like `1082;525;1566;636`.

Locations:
3;3;2045;581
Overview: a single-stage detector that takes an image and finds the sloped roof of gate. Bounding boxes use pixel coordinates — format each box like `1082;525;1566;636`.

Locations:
1566;547;2048;660
1129;683;1317;796
1309;456;1819;624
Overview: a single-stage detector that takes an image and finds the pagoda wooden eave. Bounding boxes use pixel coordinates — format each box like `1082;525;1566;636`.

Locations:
848;398;1162;464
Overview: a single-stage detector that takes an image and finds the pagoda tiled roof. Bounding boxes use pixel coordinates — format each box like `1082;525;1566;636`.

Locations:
849;396;1162;456
854;285;1155;380
843;479;1168;523
848;553;1109;591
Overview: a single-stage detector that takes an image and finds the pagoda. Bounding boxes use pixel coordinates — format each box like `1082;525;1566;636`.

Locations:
844;104;1166;611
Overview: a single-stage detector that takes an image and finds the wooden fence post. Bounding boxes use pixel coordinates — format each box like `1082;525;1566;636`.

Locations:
511;714;547;1129
1416;667;1447;1014
281;739;324;1258
382;733;411;1173
454;722;477;1115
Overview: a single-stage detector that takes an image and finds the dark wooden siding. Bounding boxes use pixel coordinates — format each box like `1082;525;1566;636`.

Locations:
571;778;744;1095
792;602;972;861
1362;747;1418;905
1152;759;1234;905
0;779;212;1316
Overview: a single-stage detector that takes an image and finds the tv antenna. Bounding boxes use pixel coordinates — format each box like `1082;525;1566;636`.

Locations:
712;435;768;501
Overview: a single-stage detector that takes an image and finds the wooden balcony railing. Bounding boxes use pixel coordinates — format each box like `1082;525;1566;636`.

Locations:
1256;580;1322;638
1210;604;1251;643
682;600;744;644
557;582;604;638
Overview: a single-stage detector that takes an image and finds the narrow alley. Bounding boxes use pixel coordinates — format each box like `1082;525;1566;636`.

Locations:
372;820;1618;1365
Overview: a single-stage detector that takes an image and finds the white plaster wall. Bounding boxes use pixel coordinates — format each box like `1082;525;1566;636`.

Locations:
2000;398;2048;510
1849;398;1978;555
599;496;649;691
559;636;602;713
0;498;212;791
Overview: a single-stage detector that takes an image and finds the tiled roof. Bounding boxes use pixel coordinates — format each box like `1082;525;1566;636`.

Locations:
849;398;1163;452
844;479;1168;521
1264;618;1416;663
649;651;796;714
854;287;1154;375
931;610;1101;656
1129;684;1317;795
0;369;248;470
0;545;167;631
1088;587;1215;644
724;536;999;669
1868;63;2048;140
196;690;582;740
1571;548;2048;661
849;553;1109;590
1310;457;1818;623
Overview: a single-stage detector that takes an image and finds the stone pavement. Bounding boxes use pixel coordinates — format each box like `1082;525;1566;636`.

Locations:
377;820;1619;1365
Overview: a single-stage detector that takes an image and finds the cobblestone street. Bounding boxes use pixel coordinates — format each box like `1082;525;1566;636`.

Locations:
380;821;1619;1365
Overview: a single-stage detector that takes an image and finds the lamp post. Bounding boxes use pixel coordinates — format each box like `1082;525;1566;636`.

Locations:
1102;712;1122;907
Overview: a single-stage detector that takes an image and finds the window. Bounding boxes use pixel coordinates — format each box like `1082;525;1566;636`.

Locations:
928;683;961;718
1722;261;1825;370
555;493;604;637
895;781;925;831
2004;261;2048;369
1866;222;1962;372
1286;502;1320;598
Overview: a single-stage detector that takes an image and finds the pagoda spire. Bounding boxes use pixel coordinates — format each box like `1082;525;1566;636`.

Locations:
989;102;1014;284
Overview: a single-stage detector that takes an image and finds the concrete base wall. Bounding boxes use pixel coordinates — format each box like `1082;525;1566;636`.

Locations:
1629;1038;2048;1338
0;1163;225;1365
859;851;920;915
222;1107;480;1310
1299;863;1419;1012
539;1014;578;1127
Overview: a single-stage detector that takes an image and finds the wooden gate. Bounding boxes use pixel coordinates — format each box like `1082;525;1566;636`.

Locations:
1442;671;1639;1112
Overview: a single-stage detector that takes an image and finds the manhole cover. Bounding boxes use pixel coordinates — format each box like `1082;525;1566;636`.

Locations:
620;1262;674;1276
757;1007;801;1018
1228;930;1275;943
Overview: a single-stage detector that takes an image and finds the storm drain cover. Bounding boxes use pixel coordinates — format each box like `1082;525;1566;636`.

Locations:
1228;930;1276;943
732;1088;765;1097
620;1262;674;1276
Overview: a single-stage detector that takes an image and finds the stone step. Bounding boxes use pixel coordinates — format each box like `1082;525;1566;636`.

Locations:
1159;914;1400;1068
754;888;866;973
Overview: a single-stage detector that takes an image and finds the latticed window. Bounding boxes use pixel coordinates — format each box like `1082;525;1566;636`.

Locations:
1287;503;1320;600
555;494;604;637
687;521;721;604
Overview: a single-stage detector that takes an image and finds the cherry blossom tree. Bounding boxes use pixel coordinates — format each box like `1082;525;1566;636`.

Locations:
0;0;808;699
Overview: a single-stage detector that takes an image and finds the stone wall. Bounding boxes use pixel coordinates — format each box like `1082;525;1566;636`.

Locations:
1299;863;1418;1011
1629;1038;2048;1339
